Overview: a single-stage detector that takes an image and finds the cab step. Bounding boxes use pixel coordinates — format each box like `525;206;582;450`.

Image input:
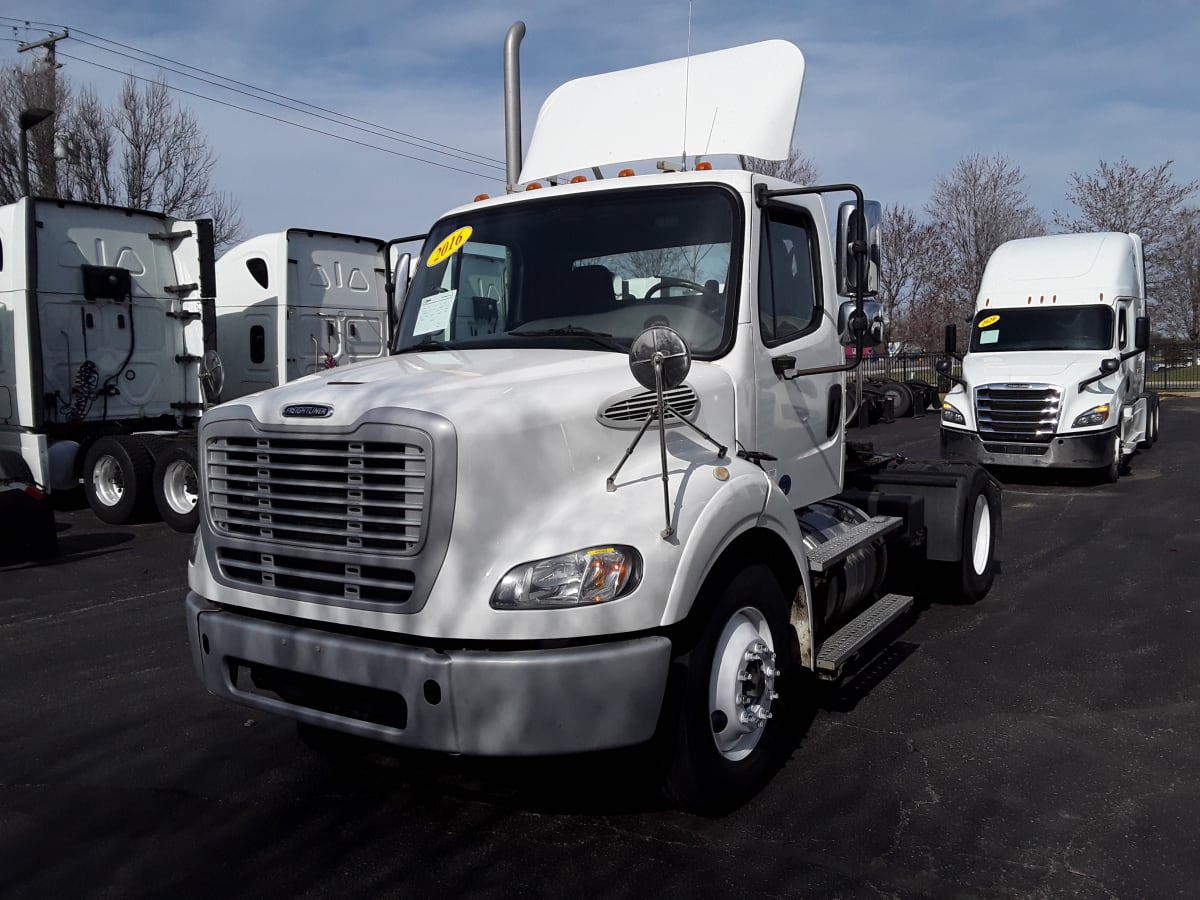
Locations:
815;592;913;679
804;515;902;572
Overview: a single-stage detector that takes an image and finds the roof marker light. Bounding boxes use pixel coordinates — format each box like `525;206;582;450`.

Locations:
618;168;635;177
695;161;713;171
570;175;587;183
474;193;490;202
526;182;543;191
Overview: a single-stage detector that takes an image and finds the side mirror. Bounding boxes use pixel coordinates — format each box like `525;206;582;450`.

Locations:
944;323;958;356
629;326;691;391
390;251;412;327
934;358;951;375
1134;315;1150;351
837;298;882;346
1099;357;1120;375
835;199;881;298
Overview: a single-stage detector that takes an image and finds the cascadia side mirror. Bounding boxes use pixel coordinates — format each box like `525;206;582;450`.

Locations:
1134;315;1150;351
944;323;958;356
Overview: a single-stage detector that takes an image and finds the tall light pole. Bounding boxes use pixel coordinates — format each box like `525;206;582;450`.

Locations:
19;107;54;198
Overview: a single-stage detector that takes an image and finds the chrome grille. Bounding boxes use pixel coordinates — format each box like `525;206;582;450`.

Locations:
601;385;699;424
206;434;427;554
974;384;1061;443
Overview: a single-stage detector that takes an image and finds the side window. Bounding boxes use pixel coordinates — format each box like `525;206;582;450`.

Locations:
246;257;269;289
1117;305;1128;349
759;208;820;346
250;325;266;364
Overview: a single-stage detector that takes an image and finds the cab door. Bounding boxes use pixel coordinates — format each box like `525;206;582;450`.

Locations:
752;197;844;508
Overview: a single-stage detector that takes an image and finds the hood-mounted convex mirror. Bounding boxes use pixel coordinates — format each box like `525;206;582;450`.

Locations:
608;326;727;540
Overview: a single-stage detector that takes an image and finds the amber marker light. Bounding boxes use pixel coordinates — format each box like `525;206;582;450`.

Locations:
570;175;587;183
526;182;543;190
618;168;635;177
695;161;713;170
474;193;490;202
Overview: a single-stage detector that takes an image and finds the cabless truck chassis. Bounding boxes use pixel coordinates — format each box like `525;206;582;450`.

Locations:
186;33;1002;812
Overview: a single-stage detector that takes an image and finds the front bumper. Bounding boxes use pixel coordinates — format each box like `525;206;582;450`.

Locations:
186;592;672;755
940;426;1117;469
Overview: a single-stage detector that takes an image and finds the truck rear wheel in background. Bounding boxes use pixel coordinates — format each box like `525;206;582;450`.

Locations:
83;436;156;525
153;442;200;532
875;380;913;417
662;563;793;815
1139;394;1160;449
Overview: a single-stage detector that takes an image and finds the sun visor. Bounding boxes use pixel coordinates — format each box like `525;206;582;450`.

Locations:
519;40;804;184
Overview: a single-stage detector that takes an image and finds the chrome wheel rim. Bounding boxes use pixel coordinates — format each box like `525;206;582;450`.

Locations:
162;459;198;515
92;454;125;507
708;606;777;761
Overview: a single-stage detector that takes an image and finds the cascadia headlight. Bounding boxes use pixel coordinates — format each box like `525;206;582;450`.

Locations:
941;402;966;425
491;546;641;610
1072;404;1110;428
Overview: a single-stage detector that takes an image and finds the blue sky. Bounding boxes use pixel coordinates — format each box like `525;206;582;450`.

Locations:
5;1;1199;245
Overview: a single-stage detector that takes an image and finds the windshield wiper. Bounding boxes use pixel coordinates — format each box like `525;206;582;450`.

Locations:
509;326;628;352
394;336;454;354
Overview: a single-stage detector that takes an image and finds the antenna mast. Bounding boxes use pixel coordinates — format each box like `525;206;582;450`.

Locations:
681;0;693;170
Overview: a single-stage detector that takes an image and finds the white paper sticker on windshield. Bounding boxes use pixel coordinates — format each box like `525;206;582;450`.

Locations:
413;289;456;337
980;330;999;345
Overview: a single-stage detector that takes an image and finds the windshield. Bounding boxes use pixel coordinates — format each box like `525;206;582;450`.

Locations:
393;185;740;357
969;305;1113;353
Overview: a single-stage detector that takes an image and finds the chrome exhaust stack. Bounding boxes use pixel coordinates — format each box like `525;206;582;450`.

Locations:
503;21;526;193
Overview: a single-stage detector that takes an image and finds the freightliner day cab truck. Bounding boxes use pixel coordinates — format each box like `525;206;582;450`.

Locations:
939;232;1159;482
0;200;393;533
186;31;1003;813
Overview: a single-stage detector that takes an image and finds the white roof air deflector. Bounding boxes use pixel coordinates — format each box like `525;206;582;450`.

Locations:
519;40;804;184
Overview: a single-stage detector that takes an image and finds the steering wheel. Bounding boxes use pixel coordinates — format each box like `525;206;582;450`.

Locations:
643;278;708;300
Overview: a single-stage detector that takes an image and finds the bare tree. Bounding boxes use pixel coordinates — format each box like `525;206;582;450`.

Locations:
1156;207;1200;340
1;65;242;249
738;146;819;185
879;203;955;352
1053;158;1199;300
926;154;1044;330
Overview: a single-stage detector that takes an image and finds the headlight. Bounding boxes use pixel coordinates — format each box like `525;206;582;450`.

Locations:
1072;404;1110;428
941;402;965;425
491;545;641;610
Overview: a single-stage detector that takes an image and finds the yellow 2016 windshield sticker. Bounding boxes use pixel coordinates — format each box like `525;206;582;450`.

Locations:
426;226;473;267
978;314;1000;328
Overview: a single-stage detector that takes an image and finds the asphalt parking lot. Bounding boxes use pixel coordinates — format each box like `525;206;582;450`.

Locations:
3;397;1199;899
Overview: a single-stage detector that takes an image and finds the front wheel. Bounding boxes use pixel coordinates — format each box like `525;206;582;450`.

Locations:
153;442;200;532
934;466;1000;604
662;564;793;815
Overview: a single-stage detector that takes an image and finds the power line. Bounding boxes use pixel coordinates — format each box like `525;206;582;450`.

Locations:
65;33;505;171
40;45;503;182
1;16;506;174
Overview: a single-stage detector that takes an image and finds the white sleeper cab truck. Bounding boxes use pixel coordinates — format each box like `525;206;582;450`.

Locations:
0;197;219;529
214;229;392;400
939;232;1158;482
186;33;1002;813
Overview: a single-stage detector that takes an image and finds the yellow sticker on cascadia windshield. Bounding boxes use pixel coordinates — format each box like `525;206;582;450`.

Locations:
426;226;473;267
978;314;1000;328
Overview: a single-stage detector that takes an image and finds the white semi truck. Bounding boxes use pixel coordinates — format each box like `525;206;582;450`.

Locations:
185;32;1003;813
0;197;219;529
939;232;1158;482
0;203;396;533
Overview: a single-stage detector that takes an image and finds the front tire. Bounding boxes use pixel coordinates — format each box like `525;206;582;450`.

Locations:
934;466;1000;604
83;436;156;525
662;564;792;815
153;441;200;532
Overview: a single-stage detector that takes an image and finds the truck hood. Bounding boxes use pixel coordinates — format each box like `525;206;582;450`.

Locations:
962;350;1111;385
223;347;736;458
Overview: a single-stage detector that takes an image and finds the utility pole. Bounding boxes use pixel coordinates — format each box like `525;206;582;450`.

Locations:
17;29;69;197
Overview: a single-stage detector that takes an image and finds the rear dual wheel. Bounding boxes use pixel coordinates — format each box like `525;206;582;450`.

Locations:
153;442;200;532
83;436;156;525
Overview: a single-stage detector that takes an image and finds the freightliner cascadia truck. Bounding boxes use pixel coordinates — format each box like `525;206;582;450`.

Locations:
185;30;1003;813
939;232;1158;482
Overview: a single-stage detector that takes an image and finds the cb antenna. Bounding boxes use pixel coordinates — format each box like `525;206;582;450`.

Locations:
681;0;693;171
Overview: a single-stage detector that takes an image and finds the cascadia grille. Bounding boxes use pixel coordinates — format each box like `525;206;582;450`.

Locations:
601;385;699;424
206;434;428;554
974;384;1061;443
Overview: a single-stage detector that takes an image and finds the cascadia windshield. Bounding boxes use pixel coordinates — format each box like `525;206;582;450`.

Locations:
394;185;741;358
969;305;1113;352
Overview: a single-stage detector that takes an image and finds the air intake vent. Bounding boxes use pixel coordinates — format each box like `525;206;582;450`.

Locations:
600;385;699;426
